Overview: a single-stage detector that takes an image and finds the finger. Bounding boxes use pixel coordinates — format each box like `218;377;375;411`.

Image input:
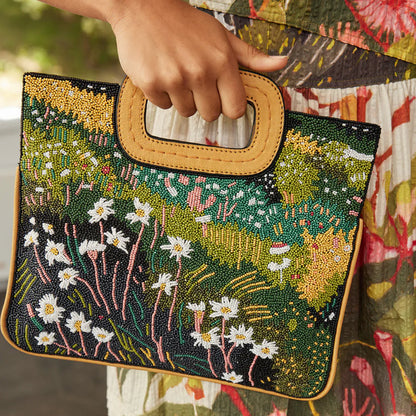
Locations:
192;82;222;122
142;89;173;110
227;31;288;72
217;64;247;120
168;88;197;118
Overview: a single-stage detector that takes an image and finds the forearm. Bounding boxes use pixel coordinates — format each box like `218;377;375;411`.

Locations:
37;0;118;22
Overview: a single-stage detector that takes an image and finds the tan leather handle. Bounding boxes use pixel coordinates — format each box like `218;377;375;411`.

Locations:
117;70;285;176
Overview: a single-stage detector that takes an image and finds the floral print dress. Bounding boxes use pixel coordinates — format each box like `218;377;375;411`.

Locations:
107;1;416;415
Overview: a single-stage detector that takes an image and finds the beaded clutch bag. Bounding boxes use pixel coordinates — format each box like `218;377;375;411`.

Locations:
1;71;380;399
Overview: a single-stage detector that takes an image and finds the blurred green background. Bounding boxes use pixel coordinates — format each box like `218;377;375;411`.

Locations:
0;0;123;108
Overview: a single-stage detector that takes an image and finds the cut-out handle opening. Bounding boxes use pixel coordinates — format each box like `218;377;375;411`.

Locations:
145;102;256;149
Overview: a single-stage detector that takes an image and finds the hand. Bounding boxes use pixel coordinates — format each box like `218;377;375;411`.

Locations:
108;0;287;121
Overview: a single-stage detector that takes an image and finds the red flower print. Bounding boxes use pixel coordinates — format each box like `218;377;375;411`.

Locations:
102;165;110;175
221;385;251;416
185;378;205;401
374;330;393;366
268;403;287;416
319;21;368;49
350;356;383;413
345;0;416;50
342;388;375;416
360;214;414;283
374;330;397;413
350;356;376;394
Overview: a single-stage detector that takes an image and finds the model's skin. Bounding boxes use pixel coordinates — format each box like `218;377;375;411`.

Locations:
38;0;287;121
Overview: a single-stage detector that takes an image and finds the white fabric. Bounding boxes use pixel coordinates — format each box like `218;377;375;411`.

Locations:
145;101;255;149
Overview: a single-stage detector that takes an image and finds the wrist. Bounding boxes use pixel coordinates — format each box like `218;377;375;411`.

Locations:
104;0;153;29
105;0;187;30
100;0;130;26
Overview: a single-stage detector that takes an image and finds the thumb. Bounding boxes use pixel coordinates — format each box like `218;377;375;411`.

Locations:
227;31;288;72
